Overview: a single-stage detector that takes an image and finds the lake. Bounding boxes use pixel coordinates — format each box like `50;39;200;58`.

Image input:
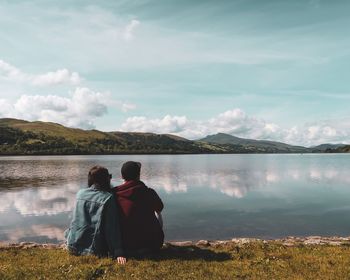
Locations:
0;154;350;244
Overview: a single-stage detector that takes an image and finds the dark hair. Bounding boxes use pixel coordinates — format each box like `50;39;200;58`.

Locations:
88;165;111;191
121;161;141;181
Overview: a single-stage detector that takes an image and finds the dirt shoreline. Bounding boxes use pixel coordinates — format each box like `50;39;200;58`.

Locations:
1;236;350;250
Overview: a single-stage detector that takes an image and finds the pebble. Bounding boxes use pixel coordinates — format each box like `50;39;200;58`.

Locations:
196;240;210;246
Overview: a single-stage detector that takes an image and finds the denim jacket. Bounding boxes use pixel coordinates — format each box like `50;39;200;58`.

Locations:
65;186;124;258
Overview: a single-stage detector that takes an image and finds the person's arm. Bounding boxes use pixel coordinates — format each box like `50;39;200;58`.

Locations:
147;188;164;213
103;196;126;263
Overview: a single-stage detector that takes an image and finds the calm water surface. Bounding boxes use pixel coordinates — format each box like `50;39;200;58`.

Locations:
0;154;350;243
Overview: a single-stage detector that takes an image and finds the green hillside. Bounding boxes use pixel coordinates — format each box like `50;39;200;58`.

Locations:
0;118;227;155
0;118;107;141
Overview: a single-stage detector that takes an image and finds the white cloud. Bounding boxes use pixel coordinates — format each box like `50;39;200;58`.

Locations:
121;115;188;134
0;59;136;128
0;59;81;86
122;19;140;41
120;109;350;146
13;87;107;128
32;69;81;86
0;99;13;117
121;102;137;112
120;109;280;140
1;87;136;129
207;109;280;139
0;60;26;81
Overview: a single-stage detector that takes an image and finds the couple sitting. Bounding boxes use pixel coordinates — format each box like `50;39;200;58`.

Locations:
65;161;164;264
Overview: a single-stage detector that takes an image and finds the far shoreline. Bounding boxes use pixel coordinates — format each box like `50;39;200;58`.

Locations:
1;152;349;157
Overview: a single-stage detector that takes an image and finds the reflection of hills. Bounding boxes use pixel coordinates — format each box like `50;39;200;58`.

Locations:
0;177;67;189
0;158;89;189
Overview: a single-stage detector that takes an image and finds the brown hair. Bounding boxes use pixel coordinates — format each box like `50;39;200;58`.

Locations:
121;161;141;181
88;165;111;191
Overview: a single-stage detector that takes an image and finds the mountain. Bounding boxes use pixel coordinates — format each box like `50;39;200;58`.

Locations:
0;118;228;155
311;143;347;152
199;133;309;153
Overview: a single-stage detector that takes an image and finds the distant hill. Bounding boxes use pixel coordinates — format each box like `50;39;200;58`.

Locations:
0;118;228;155
330;145;350;153
311;143;347;152
200;133;309;153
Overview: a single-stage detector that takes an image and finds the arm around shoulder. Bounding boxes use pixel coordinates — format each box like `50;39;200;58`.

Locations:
103;195;125;259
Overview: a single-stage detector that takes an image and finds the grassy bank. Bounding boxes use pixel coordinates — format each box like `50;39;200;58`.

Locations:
1;241;350;279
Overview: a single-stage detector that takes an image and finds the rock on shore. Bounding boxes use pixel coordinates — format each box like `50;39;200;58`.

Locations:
172;236;350;247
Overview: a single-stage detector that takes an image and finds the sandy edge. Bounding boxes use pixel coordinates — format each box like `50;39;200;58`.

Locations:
1;236;350;250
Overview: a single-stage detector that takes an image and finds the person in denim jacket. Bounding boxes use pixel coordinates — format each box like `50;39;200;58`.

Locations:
65;166;126;264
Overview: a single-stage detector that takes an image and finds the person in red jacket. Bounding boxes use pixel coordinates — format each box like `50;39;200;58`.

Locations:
114;161;164;254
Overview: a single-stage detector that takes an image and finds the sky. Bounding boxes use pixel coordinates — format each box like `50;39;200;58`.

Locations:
0;0;350;146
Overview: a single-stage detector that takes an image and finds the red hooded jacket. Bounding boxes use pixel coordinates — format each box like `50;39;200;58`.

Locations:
114;180;164;251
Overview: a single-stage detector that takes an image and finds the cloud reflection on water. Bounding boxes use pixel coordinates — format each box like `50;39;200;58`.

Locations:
146;165;348;198
0;183;78;216
1;225;65;243
0;165;349;219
